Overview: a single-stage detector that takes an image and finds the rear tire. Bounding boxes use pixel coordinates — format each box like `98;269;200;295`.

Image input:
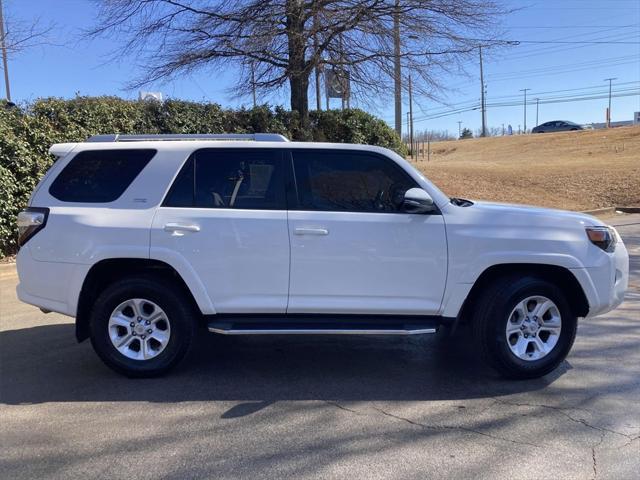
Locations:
89;275;196;377
472;275;577;379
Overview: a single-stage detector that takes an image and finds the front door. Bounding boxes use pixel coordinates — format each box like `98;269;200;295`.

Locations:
287;149;448;315
151;148;290;313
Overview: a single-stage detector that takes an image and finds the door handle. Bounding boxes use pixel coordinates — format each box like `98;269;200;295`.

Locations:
164;223;201;235
294;227;329;236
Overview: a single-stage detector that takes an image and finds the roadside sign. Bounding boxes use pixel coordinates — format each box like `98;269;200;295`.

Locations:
326;69;350;99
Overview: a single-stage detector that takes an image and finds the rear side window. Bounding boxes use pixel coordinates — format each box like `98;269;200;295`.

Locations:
49;149;156;203
163;148;286;210
292;150;418;212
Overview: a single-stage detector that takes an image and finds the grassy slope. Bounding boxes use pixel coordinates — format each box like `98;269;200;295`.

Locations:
412;126;640;210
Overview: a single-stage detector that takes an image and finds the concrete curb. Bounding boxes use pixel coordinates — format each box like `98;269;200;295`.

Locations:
581;207;617;217
581;206;640;217
615;206;640;214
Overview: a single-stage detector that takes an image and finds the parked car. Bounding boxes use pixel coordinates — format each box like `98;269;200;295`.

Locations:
532;120;584;133
16;134;629;379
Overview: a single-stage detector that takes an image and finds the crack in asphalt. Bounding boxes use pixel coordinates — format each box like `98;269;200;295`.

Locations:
370;406;540;448
323;401;361;415
322;401;539;448
591;431;606;480
492;398;636;441
323;398;639;476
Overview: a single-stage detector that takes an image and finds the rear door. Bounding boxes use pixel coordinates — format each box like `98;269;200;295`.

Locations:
151;148;290;313
287;149;448;315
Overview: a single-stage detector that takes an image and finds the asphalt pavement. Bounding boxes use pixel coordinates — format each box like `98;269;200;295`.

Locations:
1;214;639;480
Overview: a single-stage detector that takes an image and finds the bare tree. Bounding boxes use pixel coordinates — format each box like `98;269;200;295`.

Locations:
410;129;455;142
0;5;53;53
89;1;507;137
0;0;54;101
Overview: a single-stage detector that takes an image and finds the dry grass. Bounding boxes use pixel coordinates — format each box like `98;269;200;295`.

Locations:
410;126;640;211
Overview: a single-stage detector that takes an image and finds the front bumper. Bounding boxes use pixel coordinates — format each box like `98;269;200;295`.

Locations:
571;239;629;318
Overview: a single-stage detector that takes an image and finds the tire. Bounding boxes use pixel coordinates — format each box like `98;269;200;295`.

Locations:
472;275;577;379
89;275;196;377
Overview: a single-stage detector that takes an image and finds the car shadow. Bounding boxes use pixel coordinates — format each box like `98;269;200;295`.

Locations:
0;323;564;406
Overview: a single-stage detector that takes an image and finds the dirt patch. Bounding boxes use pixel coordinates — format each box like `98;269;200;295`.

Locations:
409;126;640;211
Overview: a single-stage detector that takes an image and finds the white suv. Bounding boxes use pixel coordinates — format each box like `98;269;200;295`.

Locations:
16;134;629;378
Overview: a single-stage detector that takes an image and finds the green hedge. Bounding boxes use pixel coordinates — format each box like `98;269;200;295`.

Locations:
0;96;406;255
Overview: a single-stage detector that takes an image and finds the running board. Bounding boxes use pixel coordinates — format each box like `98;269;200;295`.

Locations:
207;316;440;336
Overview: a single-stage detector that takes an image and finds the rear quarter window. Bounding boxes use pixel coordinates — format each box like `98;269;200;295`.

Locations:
49;149;156;203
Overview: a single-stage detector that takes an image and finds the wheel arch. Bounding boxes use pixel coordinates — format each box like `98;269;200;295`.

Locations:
456;263;589;327
75;258;203;342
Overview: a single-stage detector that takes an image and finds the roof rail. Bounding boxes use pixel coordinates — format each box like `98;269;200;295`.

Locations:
85;133;289;143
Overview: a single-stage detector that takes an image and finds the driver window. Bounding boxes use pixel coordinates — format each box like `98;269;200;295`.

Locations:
292;150;418;212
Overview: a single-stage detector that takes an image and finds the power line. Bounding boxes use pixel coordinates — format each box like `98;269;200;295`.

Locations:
409;82;640;118
489;61;638;83
486;54;638;76
488;29;636;62
409;88;640;123
508;25;639;29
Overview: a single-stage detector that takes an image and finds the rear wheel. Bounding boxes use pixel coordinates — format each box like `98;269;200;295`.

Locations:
89;275;196;377
473;275;577;379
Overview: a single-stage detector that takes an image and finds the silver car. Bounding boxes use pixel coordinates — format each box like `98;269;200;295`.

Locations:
532;120;583;133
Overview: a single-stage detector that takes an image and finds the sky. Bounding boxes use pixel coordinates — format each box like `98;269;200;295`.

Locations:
3;0;640;137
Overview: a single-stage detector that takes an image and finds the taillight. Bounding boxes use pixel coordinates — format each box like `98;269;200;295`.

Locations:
585;226;617;252
17;207;49;248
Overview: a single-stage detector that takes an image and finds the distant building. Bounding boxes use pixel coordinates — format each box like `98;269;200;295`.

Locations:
589;120;634;130
138;91;163;102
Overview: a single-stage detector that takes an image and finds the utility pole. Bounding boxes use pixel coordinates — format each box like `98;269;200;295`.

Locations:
314;62;321;111
251;63;257;108
393;0;402;136
535;97;539;126
408;73;414;159
520;88;531;132
339;33;345;110
604;77;617;127
314;13;321;111
406;112;410;157
479;46;486;137
457;121;462;139
0;0;11;102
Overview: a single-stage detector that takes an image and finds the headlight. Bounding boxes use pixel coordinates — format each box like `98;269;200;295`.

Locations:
585;226;616;252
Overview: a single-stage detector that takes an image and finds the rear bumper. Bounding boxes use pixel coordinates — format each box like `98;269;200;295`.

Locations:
16;248;88;317
16;284;72;316
572;240;629;318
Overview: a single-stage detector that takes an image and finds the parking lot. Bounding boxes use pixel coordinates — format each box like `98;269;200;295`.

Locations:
1;214;638;480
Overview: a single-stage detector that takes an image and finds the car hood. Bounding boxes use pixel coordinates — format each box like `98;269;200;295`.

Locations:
463;200;606;228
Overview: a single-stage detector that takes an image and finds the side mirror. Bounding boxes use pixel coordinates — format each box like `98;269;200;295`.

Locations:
403;188;435;214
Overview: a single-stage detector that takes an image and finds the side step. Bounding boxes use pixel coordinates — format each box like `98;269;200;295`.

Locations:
207;315;440;336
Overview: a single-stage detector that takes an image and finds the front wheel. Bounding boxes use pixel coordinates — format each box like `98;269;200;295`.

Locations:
473;276;577;379
89;275;196;377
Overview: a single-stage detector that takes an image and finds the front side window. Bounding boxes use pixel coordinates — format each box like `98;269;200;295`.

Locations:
292;150;418;213
49;149;156;202
163;148;286;210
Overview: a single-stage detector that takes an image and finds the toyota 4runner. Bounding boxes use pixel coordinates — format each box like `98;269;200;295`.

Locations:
16;133;629;378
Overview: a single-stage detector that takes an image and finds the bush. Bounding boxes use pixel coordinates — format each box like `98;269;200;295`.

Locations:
0;96;405;256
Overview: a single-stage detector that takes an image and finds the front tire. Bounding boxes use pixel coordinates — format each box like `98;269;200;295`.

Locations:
473;275;577;379
89;275;196;377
